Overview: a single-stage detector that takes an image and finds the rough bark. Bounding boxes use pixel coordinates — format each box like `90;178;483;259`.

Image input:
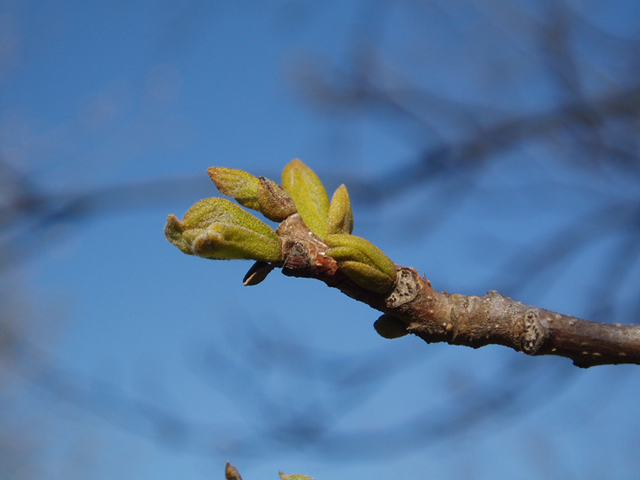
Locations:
274;214;640;368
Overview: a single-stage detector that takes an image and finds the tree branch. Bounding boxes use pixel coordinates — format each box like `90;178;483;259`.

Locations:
276;214;640;368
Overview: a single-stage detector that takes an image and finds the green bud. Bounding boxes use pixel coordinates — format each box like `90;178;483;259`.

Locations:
165;197;281;262
326;184;353;235
324;234;397;281
281;159;329;238
322;245;372;267
374;314;409;339
334;260;394;293
278;473;317;480
207;167;260;211
324;234;396;294
257;176;297;222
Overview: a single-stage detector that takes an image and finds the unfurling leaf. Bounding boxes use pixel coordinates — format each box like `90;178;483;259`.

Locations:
326;184;353;235
281;159;329;237
165;198;281;262
164;214;193;254
324;234;396;293
193;223;281;262
257;176;297;222
278;472;317;480
208;167;260;211
374;314;409;339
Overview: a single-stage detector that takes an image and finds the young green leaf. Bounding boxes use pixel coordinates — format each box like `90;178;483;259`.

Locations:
281;159;329;237
333;260;394;293
208;167;260;211
164;214;193;255
324;234;397;293
324;234;397;281
326;184;353;235
165;198;281;262
323;245;373;268
184;197;275;235
192;222;281;262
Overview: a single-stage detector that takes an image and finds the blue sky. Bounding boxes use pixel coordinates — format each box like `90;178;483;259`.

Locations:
2;1;640;479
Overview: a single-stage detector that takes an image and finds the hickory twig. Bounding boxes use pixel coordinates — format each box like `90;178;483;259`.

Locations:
165;161;640;369
277;214;640;369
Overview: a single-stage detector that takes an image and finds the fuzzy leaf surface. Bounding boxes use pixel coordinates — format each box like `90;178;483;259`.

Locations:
208;167;260;210
324;234;396;281
281;159;329;237
326;184;353;235
165;198;280;261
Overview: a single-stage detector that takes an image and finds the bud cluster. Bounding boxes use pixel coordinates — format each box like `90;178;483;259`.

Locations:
165;159;397;294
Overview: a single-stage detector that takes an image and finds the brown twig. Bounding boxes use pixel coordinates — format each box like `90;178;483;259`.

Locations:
275;214;640;368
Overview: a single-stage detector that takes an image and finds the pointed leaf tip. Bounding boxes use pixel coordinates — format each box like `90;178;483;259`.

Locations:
164;214;192;254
